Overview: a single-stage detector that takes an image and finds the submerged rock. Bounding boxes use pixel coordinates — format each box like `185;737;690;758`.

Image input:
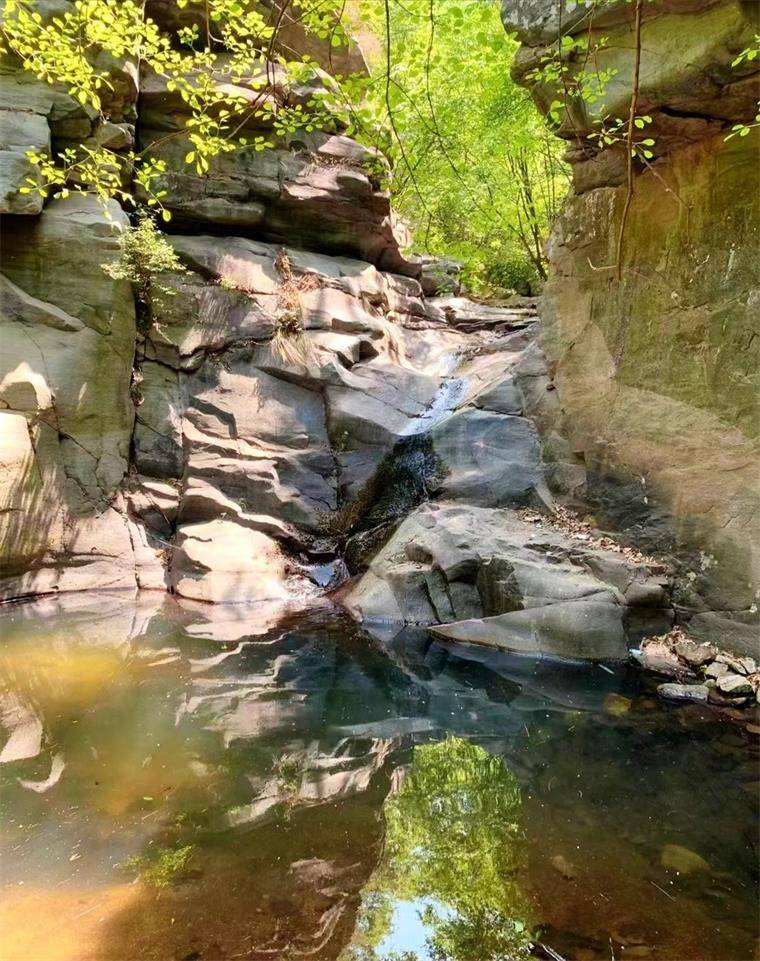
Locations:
660;844;710;876
603;693;632;717
657;683;708;703
550;854;577;880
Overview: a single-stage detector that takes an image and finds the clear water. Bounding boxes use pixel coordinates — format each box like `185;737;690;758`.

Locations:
0;593;757;961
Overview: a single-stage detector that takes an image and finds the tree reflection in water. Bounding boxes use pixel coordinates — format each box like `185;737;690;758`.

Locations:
345;737;533;961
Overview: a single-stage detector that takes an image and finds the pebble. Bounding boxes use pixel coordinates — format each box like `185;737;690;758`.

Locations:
658;683;708;702
716;674;753;696
660;843;710;875
704;661;729;680
550;854;577;879
675;639;716;667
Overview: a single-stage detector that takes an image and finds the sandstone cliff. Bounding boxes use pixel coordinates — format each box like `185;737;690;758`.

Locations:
502;0;760;634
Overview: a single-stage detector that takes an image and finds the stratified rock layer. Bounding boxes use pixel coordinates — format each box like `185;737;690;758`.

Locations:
0;196;137;597
502;0;760;618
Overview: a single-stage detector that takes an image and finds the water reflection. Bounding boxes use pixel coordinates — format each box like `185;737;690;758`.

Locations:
0;594;757;961
344;737;532;961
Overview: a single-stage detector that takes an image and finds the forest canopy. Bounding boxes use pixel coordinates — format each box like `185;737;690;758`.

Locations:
352;0;568;291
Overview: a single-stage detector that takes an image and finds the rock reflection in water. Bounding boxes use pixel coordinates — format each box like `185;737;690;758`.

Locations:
0;596;757;961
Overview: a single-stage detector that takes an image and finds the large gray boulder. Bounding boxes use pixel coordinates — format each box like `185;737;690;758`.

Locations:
344;501;672;661
430;408;547;507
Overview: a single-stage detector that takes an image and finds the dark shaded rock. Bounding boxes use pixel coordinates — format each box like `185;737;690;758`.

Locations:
430;409;548;508
657;683;708;703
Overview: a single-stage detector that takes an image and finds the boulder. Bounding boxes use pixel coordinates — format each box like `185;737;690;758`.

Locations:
687;611;760;659
344;501;671;660
632;639;684;678
431;598;628;661
430;408;548;507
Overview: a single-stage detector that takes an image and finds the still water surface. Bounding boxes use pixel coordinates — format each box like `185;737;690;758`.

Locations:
0;593;757;961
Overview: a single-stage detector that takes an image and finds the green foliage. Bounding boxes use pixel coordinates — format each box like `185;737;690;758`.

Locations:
102;214;185;312
0;0;353;213
522;1;657;164
345;737;534;961
348;0;568;291
124;843;195;888
483;256;539;297
726;35;760;140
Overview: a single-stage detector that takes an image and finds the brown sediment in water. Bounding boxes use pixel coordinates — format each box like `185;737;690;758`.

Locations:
0;798;383;961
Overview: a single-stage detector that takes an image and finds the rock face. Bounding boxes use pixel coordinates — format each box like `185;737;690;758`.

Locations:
138;66;413;273
2;1;750;668
131;234;559;605
0;196;138;599
502;0;760;618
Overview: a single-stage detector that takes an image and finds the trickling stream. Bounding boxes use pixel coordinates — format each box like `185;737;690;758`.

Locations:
400;361;469;438
0;596;757;961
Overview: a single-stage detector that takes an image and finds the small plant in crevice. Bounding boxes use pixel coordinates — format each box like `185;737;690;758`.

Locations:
272;754;304;814
102;211;186;329
270;311;314;366
270;249;322;365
